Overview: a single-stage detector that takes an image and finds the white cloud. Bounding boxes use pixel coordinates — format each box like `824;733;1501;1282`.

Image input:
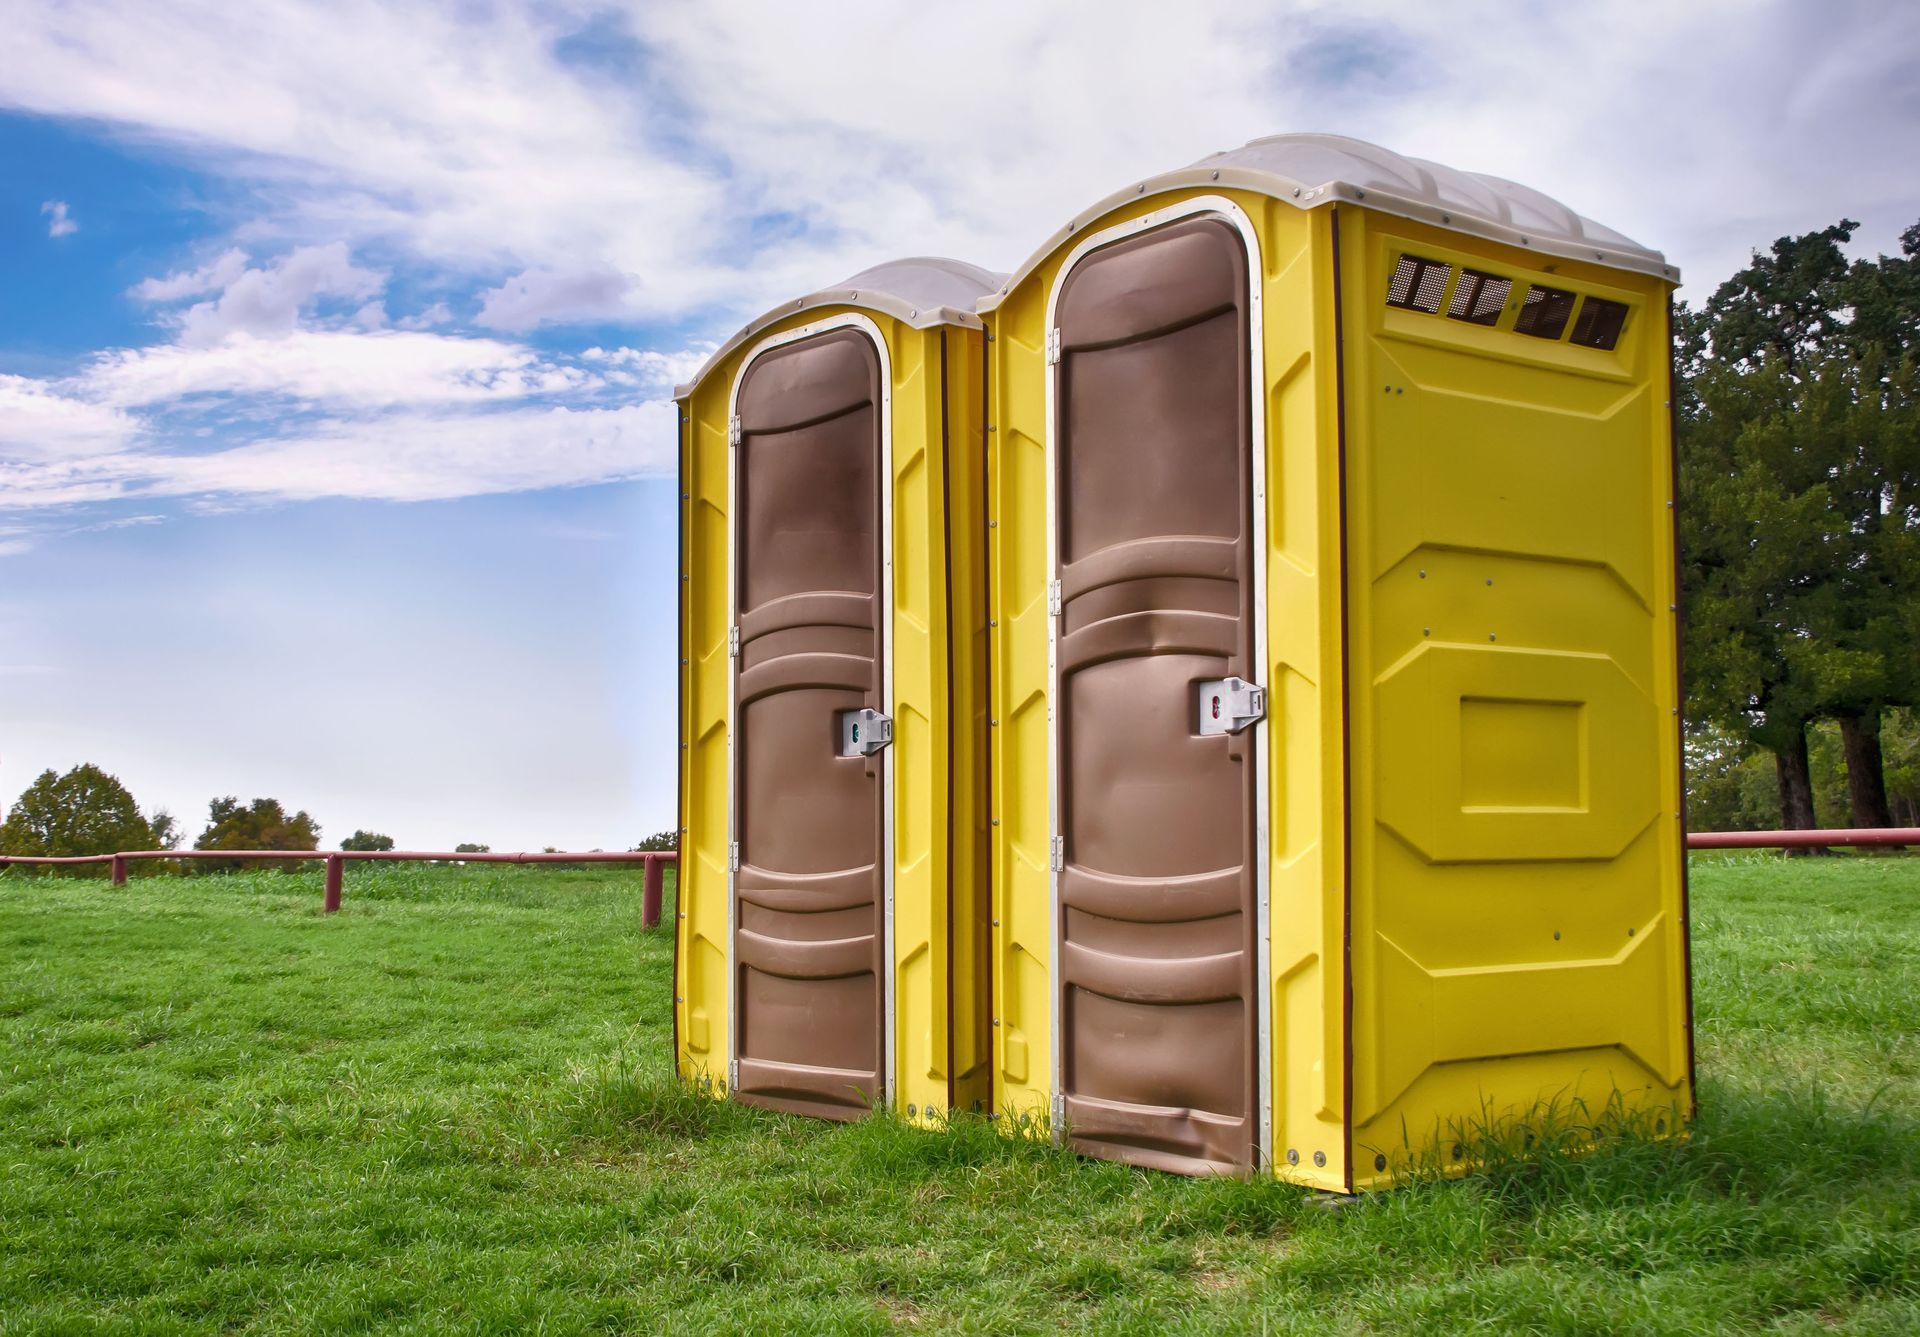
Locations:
156;242;387;346
475;266;636;331
0;375;140;459
0;1;1908;334
397;301;453;330
71;513;165;533
154;401;676;502
40;199;77;237
132;248;250;302
0;401;676;509
3;1;1917;522
580;344;711;390
79;329;586;410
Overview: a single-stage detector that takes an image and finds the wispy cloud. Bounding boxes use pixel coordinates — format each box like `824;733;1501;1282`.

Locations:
135;242;386;346
2;1;1917;524
0;401;674;508
2;2;1914;331
475;266;636;332
40;199;76;237
81;329;590;410
0;374;141;458
2;224;701;512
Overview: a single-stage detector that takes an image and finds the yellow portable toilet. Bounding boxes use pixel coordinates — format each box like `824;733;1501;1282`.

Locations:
675;258;1001;1123
978;134;1691;1187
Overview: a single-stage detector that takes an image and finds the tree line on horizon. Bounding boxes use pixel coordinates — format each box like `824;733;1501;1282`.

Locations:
0;763;678;873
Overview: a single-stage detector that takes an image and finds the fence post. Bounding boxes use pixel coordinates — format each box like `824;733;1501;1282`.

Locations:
642;854;664;929
110;855;128;886
324;855;343;913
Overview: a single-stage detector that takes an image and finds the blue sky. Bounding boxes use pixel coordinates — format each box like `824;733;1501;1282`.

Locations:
3;1;1918;849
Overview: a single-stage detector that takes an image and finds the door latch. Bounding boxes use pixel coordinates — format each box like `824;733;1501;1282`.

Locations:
1196;677;1266;735
839;708;893;757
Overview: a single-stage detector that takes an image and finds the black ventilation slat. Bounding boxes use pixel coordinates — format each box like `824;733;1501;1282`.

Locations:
1569;297;1629;349
1513;283;1577;340
1386;254;1451;313
1446;269;1513;326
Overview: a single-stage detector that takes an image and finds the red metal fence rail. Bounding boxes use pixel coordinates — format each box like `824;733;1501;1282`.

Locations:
4;830;1913;923
0;848;679;926
1684;828;1918;851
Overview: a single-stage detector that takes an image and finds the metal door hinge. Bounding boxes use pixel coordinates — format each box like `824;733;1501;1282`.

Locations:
727;842;740;871
1197;676;1267;736
727;1058;739;1088
727;415;742;447
728;626;741;657
1051;1091;1067;1131
839;708;893;757
1046;328;1062;365
1049;836;1064;872
1047;579;1063;616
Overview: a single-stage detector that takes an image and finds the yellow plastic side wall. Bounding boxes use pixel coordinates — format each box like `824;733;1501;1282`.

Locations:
677;363;730;1090
984;192;1349;1188
1264;206;1349;1189
1335;208;1691;1187
675;311;989;1116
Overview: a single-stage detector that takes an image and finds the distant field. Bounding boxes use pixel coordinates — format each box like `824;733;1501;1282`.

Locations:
1;856;1916;1333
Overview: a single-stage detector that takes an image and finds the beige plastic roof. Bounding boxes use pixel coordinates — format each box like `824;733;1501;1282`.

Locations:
979;133;1675;313
674;257;1006;399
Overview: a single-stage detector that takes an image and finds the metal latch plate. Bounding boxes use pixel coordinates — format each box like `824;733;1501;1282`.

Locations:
839;708;893;757
1197;676;1266;735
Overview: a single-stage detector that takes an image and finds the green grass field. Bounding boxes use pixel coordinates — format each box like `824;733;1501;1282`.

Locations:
1;856;1916;1334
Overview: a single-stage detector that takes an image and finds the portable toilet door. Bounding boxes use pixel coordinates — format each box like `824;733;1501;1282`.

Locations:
675;258;1002;1123
1043;204;1271;1175
978;134;1692;1186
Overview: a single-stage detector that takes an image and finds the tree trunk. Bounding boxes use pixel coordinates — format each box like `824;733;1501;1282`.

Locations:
1774;726;1816;828
1773;724;1825;855
1837;708;1895;828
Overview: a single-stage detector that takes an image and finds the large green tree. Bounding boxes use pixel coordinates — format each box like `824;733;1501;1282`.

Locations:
0;764;176;871
193;797;321;872
1826;224;1920;826
1680;220;1920;829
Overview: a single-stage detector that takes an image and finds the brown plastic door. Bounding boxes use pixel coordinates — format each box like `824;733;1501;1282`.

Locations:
731;325;886;1120
1052;215;1259;1173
